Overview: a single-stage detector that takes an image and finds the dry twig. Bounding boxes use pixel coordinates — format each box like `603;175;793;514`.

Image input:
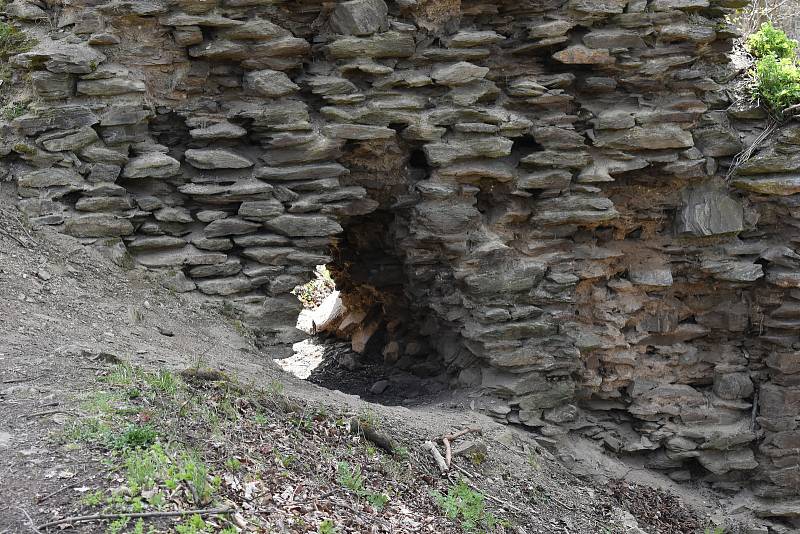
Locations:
441;425;482;468
423;440;448;474
17;507;42;534
36;507;233;530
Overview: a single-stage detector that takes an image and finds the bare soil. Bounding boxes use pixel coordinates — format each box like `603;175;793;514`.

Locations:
0;203;754;533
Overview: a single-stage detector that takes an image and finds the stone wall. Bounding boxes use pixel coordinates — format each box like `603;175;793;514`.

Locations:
2;0;800;515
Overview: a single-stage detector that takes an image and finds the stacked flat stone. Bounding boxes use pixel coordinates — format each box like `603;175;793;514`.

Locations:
5;0;800;514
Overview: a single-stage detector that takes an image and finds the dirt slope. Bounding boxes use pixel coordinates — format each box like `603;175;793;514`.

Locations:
0;203;745;533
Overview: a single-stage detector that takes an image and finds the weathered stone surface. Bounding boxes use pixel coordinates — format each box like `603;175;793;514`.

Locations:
122;153;181;179
65;214;133;237
424;138;513;166
31;72;74;100
161;271;196;293
327;31;415;59
243;70;299;97
553;46;614;65
179;179;273;204
13;41;106;74
189;122;247;140
322;124;395;140
154;207;193;223
595;125;694;150
731;175;800;196
265;215;343;237
431;62;489;86
77;78;146;96
238;200;284;221
676;187;743;236
254;163;348;181
330;0;388;36
184;149;253;169
39;127;99;152
18;168;83;188
204;217;261;237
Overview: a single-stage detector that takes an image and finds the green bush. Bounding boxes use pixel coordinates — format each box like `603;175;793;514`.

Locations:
747;22;798;59
747;23;800;115
753;55;800;112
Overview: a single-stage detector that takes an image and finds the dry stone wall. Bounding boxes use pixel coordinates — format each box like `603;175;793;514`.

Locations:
2;0;800;513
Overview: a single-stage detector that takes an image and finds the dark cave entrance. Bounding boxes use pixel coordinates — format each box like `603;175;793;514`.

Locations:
280;209;451;406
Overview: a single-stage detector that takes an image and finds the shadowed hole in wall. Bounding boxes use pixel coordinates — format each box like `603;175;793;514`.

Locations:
278;210;451;407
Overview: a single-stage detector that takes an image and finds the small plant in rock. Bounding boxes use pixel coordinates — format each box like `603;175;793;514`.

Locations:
1;100;27;119
319;519;338;534
752;55;800;112
0;21;35;58
433;480;503;533
294;265;335;309
746;22;800;115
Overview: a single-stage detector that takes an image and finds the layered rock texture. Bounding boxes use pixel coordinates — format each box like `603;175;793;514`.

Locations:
3;0;800;515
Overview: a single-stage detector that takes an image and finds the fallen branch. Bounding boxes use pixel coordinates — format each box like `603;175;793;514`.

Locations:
349;418;393;454
36;507;233;530
423;440;448;474
0;227;29;248
25;410;70;420
36;480;85;504
441;425;482;468
2;377;34;384
449;461;477;479
17;507;42;534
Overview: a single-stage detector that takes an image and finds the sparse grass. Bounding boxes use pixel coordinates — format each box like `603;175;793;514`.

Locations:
114;424;157;450
224;457;241;471
433;480;504;533
124;445;167;494
130;307;144;324
0;21;35;58
103;363;140;386
145;369;179;395
1;100;27;119
336;461;390;511
56;360;471;532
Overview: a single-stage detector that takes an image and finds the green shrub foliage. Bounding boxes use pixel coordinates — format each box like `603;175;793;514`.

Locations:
747;21;798;59
747;23;800;115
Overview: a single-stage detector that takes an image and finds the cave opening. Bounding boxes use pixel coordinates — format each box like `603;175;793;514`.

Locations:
277;208;451;406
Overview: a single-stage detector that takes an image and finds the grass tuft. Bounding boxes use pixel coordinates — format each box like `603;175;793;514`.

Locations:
432;480;504;533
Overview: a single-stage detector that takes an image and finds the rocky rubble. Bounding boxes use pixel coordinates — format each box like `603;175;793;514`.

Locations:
1;0;800;521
